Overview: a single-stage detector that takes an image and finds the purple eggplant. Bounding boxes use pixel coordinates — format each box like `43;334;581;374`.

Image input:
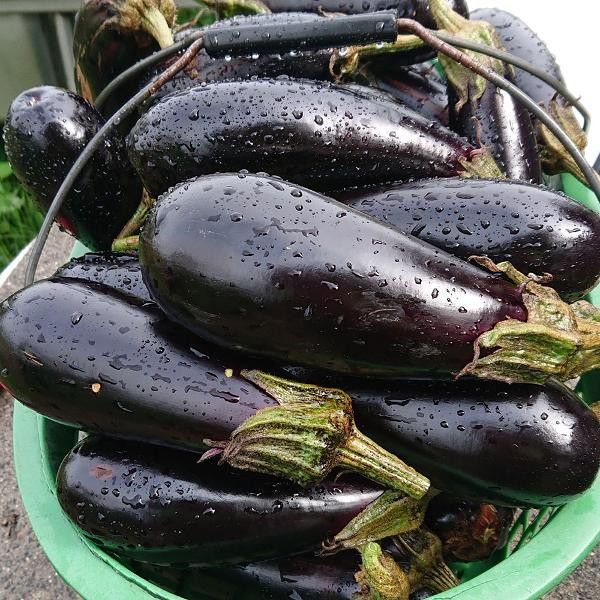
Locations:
3;86;142;250
128;77;499;200
337;177;600;301
471;7;586;178
0;277;426;495
57;435;384;565
427;3;541;182
139;172;600;384
2;277;597;506
54;252;153;303
425;494;514;562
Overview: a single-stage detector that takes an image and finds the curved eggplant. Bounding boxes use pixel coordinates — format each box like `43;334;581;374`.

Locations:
425;494;514;562
350;378;600;507
128;77;498;199
1;278;597;506
73;0;176;114
57;435;383;565
337;177;600;302
3;86;141;251
54;252;152;302
140;172;547;381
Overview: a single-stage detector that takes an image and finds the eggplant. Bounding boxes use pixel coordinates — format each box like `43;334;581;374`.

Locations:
362;61;449;126
350;378;600;507
2;278;597;506
471;7;586;180
263;0;468;28
73;0;176;115
141;14;332;110
337;177;600;302
57;435;384;565
3;86;141;251
426;2;541;182
0;277;426;495
54;252;153;303
425;494;514;562
139;172;600;384
128;78;500;198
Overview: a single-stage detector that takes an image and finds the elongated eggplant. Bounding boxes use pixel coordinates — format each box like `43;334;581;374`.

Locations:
429;1;541;182
425;494;514;562
2;278;597;506
74;0;176;114
141;14;332;110
0;278;427;495
263;0;468;28
54;252;152;302
3;87;142;251
350;378;600;507
337;177;600;301
362;61;449;126
471;7;586;180
139;172;600;384
57;435;384;565
128;78;500;198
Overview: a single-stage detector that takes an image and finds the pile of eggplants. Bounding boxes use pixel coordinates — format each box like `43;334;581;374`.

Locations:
2;1;600;598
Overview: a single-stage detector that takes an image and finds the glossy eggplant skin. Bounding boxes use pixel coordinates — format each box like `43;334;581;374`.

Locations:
337;178;600;302
57;435;383;565
128;78;482;198
143;14;332;110
425;494;514;562
448;78;541;183
0;278;278;448
363;62;449;126
350;379;600;507
140;172;525;379
3;87;141;251
263;0;468;27
54;252;152;303
470;8;563;109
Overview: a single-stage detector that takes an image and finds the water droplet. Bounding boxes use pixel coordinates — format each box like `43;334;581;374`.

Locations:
71;312;83;325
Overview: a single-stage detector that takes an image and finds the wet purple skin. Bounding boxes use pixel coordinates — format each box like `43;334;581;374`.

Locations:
128;78;479;199
471;7;564;107
57;435;383;565
448;79;542;183
3;86;141;250
139;172;526;378
337;177;600;301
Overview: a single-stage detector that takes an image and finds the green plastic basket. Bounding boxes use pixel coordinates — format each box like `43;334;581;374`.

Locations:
11;173;600;599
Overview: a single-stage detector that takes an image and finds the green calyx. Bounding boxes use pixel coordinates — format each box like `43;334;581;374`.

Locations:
459;150;504;179
429;0;506;111
208;370;429;498
117;191;155;239
538;97;592;186
112;234;140;253
459;258;600;384
200;0;270;19
323;491;427;554
394;528;459;593
120;0;176;49
354;543;411;600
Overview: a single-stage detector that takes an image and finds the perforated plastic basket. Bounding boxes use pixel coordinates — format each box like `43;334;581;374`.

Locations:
11;173;600;599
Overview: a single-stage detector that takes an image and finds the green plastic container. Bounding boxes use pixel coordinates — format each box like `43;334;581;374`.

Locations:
11;173;600;599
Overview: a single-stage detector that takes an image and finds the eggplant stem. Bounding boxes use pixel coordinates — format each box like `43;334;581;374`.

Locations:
322;491;427;554
355;542;411;600
212;369;430;495
201;0;270;18
140;5;175;49
112;235;140;253
116;190;155;239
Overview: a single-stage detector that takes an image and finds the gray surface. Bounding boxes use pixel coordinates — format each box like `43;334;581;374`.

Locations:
0;229;598;599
